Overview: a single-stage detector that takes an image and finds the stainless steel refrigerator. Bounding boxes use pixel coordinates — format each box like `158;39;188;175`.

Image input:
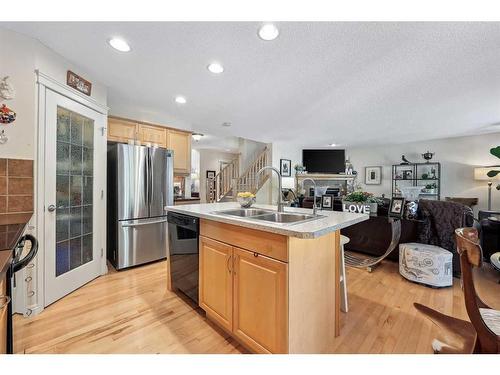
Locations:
107;143;173;269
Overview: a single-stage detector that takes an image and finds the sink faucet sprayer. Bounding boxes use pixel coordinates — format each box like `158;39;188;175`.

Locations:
301;178;317;216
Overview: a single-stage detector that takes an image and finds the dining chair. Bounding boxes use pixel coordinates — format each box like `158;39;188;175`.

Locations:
414;227;500;353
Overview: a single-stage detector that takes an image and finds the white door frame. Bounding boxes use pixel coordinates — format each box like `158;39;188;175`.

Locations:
31;70;108;314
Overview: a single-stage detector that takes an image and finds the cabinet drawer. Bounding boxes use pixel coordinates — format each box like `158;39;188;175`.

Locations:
200;219;288;263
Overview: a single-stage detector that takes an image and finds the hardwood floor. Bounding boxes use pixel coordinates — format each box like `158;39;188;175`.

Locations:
13;259;498;354
14;261;246;354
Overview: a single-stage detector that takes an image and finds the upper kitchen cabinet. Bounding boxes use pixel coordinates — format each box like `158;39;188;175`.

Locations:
107;117;138;143
168;129;191;174
107;116;192;175
139;124;167;148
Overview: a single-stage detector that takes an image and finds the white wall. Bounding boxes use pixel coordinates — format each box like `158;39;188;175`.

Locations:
347;132;500;211
0;27;108;316
238;138;267;174
0;27;107;159
199;149;239;203
267;133;500;212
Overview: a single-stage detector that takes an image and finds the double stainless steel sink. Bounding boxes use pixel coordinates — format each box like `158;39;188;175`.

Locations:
213;208;324;225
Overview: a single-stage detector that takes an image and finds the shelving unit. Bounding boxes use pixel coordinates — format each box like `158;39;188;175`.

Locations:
391;162;441;200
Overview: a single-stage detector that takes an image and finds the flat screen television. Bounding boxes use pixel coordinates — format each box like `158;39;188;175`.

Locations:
302;149;346;174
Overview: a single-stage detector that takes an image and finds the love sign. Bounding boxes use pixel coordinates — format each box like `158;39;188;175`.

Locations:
342;203;370;214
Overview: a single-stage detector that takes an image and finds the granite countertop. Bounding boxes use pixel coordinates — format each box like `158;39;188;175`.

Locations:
0;213;32;276
166;202;368;239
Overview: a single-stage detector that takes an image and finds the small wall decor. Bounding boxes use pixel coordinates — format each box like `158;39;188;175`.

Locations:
400;155;412;165
0;129;8;144
0;76;15;100
280;159;291;177
365;166;382;185
67;70;92;96
321;194;334;210
206;170;216;179
422;151;434;163
0;104;16;124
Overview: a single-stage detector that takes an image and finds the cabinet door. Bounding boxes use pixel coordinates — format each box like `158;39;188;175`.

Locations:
139;124;167;148
167;130;191;174
199;236;233;332
107;117;138;143
0;277;7;354
233;247;288;353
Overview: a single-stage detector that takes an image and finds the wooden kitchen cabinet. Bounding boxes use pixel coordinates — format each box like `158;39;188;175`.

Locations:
139;124;167;148
195;219;340;354
168;129;191;174
233;247;287;354
199;231;288;354
199;237;233;332
107;116;192;174
107;117;138;143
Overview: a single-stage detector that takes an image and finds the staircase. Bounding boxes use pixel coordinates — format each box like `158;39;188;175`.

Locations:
207;146;270;202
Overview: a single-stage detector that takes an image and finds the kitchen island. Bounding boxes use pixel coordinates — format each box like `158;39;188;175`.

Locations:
165;202;368;354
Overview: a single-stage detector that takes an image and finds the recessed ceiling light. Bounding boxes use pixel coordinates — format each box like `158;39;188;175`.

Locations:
108;38;131;52
207;62;224;74
175;96;187;104
258;24;279;41
222;122;232;127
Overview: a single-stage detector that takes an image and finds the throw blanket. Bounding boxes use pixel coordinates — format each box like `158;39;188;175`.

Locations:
418;199;473;277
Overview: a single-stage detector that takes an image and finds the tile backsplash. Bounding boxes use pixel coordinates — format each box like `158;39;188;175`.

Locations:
0;158;34;214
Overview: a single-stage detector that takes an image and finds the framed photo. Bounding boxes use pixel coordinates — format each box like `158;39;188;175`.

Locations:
321;194;334;210
280;159;291;177
389;197;406;217
365;166;382;185
206;170;216;179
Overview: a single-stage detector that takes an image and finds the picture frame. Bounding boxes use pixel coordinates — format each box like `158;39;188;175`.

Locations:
365;166;382;185
321;194;334;210
206;170;216;179
280;159;291;177
389;197;406;217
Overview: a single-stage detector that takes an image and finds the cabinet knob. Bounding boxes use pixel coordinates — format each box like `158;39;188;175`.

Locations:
253;252;259;257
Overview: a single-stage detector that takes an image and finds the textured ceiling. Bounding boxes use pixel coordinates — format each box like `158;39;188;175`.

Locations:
3;22;500;147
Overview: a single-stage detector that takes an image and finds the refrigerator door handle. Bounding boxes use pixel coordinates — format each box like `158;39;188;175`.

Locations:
149;149;153;213
146;148;151;215
122;219;168;228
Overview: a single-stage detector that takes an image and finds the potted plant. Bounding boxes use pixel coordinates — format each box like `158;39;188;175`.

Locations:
294;164;306;174
343;191;381;214
486;146;500;194
423;182;437;194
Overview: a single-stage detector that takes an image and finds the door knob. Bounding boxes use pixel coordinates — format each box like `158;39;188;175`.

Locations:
47;204;56;212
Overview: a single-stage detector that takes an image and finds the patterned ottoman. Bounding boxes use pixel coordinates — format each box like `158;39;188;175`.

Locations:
399;243;453;287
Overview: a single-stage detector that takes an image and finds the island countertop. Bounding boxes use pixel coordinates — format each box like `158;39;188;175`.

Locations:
165;202;368;239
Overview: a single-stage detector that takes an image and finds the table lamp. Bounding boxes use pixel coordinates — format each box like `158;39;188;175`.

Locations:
474;166;500;210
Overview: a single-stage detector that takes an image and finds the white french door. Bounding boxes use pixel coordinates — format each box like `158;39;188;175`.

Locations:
44;89;106;306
